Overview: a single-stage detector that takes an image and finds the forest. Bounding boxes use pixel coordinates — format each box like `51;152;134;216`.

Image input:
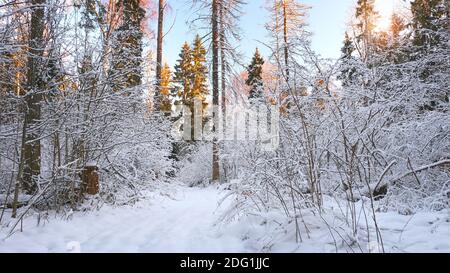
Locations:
0;0;449;253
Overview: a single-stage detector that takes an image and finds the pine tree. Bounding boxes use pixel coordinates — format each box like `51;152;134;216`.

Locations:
355;0;379;62
342;32;355;59
390;13;406;41
364;13;407;64
160;63;172;114
411;0;447;48
266;0;309;84
155;0;166;111
174;42;193;106
191;35;209;109
387;13;407;63
111;0;145;91
173;37;209;141
212;0;220;182
409;0;449;110
245;48;265;101
338;33;357;87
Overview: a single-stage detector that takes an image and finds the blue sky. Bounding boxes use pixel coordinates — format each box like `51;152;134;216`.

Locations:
159;0;394;69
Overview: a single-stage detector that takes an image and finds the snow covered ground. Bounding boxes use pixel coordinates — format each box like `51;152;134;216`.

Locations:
0;184;249;252
0;183;449;253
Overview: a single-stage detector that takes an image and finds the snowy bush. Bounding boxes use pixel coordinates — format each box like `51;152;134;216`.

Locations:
177;143;213;187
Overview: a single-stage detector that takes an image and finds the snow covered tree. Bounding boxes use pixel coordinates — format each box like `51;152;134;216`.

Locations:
354;0;379;62
110;0;145;91
211;0;221;182
266;0;310;83
245;48;265;101
338;32;357;87
384;13;408;63
218;0;245;108
390;13;406;42
21;0;47;194
0;7;27;120
189;0;246;182
411;0;448;48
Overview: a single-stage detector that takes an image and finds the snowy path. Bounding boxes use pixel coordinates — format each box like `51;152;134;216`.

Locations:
0;185;248;253
1;183;449;253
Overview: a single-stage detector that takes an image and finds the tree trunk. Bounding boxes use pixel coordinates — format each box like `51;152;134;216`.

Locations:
12;119;27;218
155;0;165;112
212;0;220;182
21;0;46;194
220;3;226;112
282;0;289;83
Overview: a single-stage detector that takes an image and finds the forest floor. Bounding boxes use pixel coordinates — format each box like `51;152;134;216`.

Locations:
0;184;249;252
0;183;449;253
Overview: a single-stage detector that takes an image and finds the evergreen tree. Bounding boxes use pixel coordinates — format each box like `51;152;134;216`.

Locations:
173;37;209;110
387;13;407;63
409;0;449;109
341;32;355;59
173;37;209;141
171;42;193;160
191;35;209;109
174;42;193;106
411;0;447;48
390;13;406;42
338;33;357;87
111;0;145;91
160;63;172;114
245;48;265;101
211;0;220;182
355;0;379;62
366;13;407;64
155;0;166;111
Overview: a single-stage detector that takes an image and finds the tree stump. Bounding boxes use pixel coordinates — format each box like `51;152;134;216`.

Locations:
81;165;99;195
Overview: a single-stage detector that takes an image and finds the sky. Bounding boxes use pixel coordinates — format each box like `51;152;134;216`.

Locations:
160;0;396;69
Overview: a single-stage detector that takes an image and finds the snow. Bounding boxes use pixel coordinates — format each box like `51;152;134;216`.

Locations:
0;184;449;253
377;212;450;253
0;194;32;207
0;184;248;253
241;208;450;253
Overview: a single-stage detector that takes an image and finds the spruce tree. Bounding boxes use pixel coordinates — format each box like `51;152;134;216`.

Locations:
111;0;145;91
174;42;193;106
338;33;357;87
160;63;172;114
411;0;447;48
409;0;449;110
212;0;220;182
191;35;209;110
173;37;209;141
388;13;407;63
390;13;406;41
173;37;209;110
355;0;378;62
245;48;265;101
155;0;166;111
171;43;193;159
